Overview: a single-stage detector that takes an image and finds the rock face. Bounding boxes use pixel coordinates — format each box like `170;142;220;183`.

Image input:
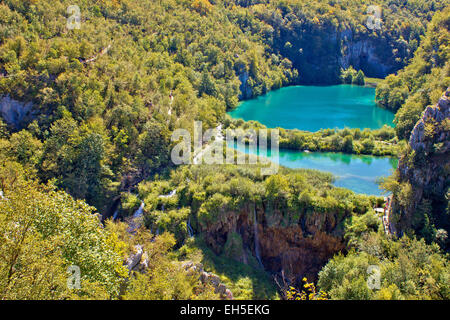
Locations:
200;203;346;284
0;95;33;129
267;21;409;84
238;71;252;100
409;90;450;153
182;261;234;300
124;245;234;299
393;88;450;241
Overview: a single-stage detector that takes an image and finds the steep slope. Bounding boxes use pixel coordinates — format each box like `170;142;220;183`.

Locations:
389;88;449;247
376;8;450;139
232;0;449;84
0;0;296;212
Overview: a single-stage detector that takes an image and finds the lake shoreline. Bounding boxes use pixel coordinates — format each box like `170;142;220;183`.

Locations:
226;84;399;195
228;84;395;132
230;143;398;196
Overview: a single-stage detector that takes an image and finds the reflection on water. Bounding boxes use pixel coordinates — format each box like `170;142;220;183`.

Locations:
231;142;398;196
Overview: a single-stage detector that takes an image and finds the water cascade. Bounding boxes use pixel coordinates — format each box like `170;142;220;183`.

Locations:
158;189;177;199
253;205;264;269
187;218;194;238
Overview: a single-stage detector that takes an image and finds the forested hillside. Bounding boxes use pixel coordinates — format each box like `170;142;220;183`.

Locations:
375;8;449;247
0;0;447;213
376;8;449;139
232;0;448;83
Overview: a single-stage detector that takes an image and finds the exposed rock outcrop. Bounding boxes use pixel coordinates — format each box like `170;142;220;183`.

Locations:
238;71;252;99
126;244;149;272
408;90;450;153
339;30;396;78
392;88;450;244
0;95;34;129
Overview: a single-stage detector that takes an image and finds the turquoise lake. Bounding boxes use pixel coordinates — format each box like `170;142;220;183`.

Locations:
228;85;395;131
232;143;397;196
228;85;398;195
276;150;397;195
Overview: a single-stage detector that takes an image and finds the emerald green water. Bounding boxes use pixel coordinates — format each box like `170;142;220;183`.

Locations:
277;150;397;195
233;143;397;196
228;85;395;131
228;85;398;195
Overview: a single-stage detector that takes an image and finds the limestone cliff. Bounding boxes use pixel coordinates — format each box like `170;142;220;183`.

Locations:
338;29;399;78
276;27;406;84
392;88;450;245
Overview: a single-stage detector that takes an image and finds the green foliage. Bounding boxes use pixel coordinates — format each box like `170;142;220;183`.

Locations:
0;162;127;299
353;70;365;86
234;0;447;83
146;208;190;245
227;119;401;156
175;237;279;300
341;66;357;84
223;231;245;260
286;278;328;300
0;0;448;301
264;174;290;200
120;192;141;217
376;8;450;139
136;163;380;243
318;233;450;300
121;231;218;300
344;211;381;248
198;192;231;227
0;0;298;213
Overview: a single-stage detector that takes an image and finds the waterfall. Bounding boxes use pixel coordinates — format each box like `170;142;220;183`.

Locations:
253;205;264;269
112;208;119;221
158;188;177;199
158;188;178;213
187;218;194;238
133;202;145;218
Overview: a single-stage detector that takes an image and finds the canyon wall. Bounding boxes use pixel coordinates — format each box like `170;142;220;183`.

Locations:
199;202;347;284
392;88;450;246
0;95;34;129
273;26;408;84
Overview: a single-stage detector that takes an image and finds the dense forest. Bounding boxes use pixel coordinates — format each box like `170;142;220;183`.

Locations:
0;0;449;300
